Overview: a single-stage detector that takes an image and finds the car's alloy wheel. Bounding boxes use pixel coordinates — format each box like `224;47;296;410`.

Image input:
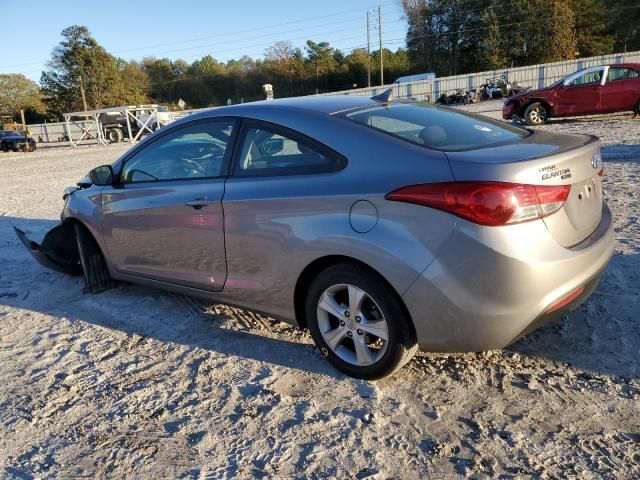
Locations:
306;263;417;379
317;283;389;367
525;102;548;125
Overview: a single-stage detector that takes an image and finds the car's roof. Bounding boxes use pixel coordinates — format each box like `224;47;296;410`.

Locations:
611;63;640;68
0;130;21;135
191;95;379;119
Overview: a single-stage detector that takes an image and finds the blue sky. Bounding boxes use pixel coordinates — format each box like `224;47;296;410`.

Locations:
1;0;406;81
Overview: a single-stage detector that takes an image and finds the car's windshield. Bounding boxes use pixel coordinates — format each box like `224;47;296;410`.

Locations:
550;67;605;88
341;102;528;151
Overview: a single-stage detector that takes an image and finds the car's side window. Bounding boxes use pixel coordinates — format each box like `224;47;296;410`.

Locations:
234;123;345;176
567;69;604;87
607;67;640;82
121;120;235;183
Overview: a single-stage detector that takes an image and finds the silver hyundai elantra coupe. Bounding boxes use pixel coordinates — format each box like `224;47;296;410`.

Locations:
16;95;614;379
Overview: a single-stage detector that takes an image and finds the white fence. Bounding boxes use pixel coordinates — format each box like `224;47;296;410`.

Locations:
27;50;640;143
27;108;202;143
320;50;640;101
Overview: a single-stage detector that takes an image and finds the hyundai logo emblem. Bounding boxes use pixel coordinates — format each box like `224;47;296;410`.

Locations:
592;153;602;169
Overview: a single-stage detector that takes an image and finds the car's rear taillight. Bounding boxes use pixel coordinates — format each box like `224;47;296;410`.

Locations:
385;181;571;226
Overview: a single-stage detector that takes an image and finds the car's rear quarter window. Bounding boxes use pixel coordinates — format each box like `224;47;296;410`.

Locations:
341;103;528;151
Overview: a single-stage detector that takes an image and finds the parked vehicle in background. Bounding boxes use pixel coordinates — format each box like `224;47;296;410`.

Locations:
503;64;640;125
99;105;174;143
15;96;613;379
437;88;480;105
0;130;36;152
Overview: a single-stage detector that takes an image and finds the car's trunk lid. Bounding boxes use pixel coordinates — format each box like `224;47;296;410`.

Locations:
446;131;603;247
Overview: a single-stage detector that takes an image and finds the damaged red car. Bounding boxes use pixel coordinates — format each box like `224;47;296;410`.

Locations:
503;64;640;125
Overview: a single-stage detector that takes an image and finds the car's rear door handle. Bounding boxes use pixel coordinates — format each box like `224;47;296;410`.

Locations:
185;198;216;210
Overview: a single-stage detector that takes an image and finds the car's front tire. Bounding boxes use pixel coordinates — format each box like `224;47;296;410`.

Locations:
524;102;548;125
0;142;7;152
74;224;115;293
305;263;418;379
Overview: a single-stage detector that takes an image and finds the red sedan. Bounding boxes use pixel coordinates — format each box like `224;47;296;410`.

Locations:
503;64;640;125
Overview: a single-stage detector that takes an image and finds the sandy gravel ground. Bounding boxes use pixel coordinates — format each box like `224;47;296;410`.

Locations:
1;109;639;479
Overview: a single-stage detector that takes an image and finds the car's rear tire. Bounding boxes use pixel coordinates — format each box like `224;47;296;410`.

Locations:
74;224;115;293
106;128;123;144
524;102;548;125
634;99;640;117
305;263;418;379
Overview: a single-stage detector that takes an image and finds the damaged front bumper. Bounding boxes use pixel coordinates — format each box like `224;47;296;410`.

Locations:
14;222;81;275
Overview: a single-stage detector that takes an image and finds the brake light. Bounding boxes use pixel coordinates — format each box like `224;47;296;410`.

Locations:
597;167;604;177
385;181;571;226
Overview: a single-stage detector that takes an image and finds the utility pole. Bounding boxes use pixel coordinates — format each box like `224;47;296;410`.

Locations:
367;11;371;88
378;5;383;86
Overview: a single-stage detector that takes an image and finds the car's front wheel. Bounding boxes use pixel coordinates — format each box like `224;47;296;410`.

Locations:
524;102;548;125
74;224;115;293
305;263;418;379
0;142;7;152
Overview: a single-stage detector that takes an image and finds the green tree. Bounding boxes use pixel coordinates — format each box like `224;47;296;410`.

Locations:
570;0;614;56
305;40;337;89
611;0;640;52
264;41;305;94
477;9;504;70
40;25;124;117
0;74;46;114
117;60;150;105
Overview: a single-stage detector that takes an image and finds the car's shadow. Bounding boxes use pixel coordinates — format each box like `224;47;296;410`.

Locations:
1;215;638;380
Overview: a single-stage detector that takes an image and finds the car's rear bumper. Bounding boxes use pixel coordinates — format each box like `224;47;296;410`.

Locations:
402;202;615;352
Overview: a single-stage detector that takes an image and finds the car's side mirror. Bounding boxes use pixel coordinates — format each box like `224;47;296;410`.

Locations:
89;165;114;186
261;138;284;156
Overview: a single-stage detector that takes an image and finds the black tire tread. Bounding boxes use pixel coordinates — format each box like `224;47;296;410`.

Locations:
107;128;123;144
305;262;418;380
74;224;115;293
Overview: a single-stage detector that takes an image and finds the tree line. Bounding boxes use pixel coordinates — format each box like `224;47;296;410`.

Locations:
402;0;639;76
1;0;638;123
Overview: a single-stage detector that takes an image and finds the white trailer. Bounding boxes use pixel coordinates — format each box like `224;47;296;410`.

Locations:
63;104;183;147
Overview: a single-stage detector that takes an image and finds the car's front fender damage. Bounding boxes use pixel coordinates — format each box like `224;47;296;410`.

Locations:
14;221;82;275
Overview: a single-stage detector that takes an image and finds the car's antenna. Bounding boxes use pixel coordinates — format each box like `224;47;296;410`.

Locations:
371;88;393;103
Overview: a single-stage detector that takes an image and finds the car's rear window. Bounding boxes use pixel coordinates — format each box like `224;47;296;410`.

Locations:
341;102;528;151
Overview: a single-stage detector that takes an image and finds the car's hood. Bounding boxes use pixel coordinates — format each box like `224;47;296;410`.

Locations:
508;86;553;101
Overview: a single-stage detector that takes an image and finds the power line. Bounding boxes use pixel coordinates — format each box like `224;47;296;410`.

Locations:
6;23;409;79
0;2;399;70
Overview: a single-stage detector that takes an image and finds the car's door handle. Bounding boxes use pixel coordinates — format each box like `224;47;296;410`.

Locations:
185;198;216;210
